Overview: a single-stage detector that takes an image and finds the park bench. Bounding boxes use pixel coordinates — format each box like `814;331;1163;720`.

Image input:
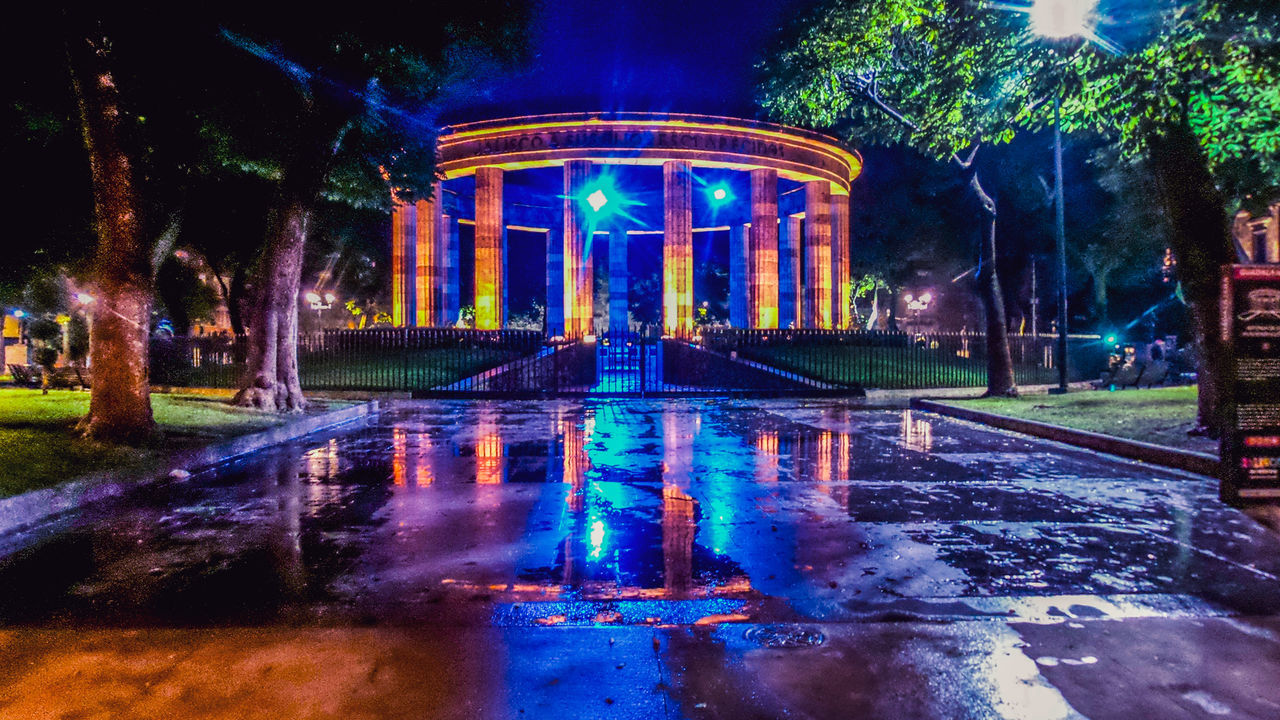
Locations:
1093;361;1144;390
1136;359;1170;388
7;364;42;387
45;366;90;390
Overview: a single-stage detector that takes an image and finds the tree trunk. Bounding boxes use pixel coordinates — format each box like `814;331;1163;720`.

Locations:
228;263;247;336
968;172;1017;397
233;198;309;412
67;31;155;445
1147;119;1234;437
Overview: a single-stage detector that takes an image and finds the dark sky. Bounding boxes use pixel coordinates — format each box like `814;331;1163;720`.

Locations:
437;0;819;123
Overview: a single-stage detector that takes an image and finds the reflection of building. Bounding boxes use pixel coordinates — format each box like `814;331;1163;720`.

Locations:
1234;202;1280;264
390;113;863;335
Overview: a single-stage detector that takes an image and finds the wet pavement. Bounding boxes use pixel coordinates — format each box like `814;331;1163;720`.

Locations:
2;399;1279;718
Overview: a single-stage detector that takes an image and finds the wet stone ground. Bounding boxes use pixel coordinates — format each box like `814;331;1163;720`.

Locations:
2;399;1280;719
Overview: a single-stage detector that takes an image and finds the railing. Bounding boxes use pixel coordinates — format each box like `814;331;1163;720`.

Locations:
699;328;1110;390
150;328;545;392
149;327;1113;393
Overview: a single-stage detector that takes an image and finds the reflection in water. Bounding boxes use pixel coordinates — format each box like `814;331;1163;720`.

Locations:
663;484;696;596
476;409;504;485
755;431;779;484
389;428;435;487
901;410;934;453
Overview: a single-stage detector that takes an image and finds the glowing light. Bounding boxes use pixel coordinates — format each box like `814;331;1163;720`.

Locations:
589;519;606;558
1105;334;1118;345
74;293;96;305
586;188;608;212
713;187;727;201
305;292;322;304
1029;0;1096;39
324;292;336;304
10;310;26;319
920;292;933;304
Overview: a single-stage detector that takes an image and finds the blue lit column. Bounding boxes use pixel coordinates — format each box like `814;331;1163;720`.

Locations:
442;215;461;326
608;226;629;334
779;215;802;328
729;223;748;327
546;215;565;335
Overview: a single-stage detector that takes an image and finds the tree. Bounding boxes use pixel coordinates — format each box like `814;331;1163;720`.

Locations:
207;5;530;412
760;1;1033;396
759;0;1280;429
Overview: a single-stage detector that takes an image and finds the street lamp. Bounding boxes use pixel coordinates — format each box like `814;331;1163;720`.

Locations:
1030;0;1097;394
904;291;933;335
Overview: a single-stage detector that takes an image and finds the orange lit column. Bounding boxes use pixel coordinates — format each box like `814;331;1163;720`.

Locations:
831;192;851;329
663;160;694;336
474;167;504;329
563;160;593;338
414;180;442;327
779;215;801;328
750;169;779;328
804;181;832;329
729;223;748;327
390;196;416;327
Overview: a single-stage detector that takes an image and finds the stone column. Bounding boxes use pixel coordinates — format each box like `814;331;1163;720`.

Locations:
546;220;565;336
831;193;851;329
779;215;802;328
414;181;442;327
442;215;461;326
609;226;629;334
390;197;416;327
729;223;748;327
1268;202;1280;263
563;160;593;338
750;169;779;329
474;167;504;329
804;181;832;329
663;160;694;336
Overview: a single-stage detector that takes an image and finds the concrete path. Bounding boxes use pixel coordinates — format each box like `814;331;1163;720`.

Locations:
1;399;1277;719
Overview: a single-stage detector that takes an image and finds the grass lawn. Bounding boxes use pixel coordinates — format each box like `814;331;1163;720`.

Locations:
0;389;306;499
945;385;1215;455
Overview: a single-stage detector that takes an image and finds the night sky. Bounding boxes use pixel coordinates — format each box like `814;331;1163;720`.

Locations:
437;0;819;122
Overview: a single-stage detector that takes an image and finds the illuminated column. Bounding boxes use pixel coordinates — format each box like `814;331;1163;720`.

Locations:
442;215;461;326
546;221;564;336
804;181;832;329
831;192;851;329
414;180;441;327
1268;202;1280;263
474;167;504;329
663;160;694;336
608;226;629;333
750;169;779;329
390;197;416;327
779;215;802;328
563;160;593;338
729;223;748;327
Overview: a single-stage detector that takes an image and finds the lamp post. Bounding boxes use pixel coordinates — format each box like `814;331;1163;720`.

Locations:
1029;0;1096;394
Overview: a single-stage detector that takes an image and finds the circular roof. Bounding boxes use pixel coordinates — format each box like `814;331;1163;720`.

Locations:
437;112;862;195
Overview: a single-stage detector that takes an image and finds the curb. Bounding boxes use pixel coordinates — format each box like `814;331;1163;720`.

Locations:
0;400;379;538
910;398;1219;477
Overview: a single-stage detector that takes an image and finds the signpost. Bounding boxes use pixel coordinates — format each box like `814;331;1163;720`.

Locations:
1221;264;1280;504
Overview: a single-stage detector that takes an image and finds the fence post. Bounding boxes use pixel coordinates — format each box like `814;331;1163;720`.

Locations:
402;326;410;392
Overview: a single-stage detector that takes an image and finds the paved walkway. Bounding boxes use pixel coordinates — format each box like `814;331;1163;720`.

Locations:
1;399;1278;719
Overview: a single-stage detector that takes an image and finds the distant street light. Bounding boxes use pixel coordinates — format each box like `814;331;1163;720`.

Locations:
1031;0;1097;394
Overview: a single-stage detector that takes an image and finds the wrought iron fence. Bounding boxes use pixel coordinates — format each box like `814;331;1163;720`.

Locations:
150;328;544;392
699;328;1110;390
150;327;1112;394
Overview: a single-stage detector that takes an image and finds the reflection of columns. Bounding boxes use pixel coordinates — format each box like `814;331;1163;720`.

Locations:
750;169;779;328
563;161;593;338
414;181;441;327
831;193;851;329
663;160;694;336
729;223;748;327
663;484;696;596
804;181;832;329
608;227;629;333
476;413;504;485
546;221;565;336
779;215;802;329
442;215;461;326
474;167;504;329
391;197;416;327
